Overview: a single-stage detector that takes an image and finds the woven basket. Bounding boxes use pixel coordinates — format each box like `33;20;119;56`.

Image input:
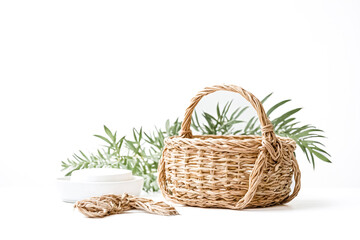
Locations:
158;85;301;209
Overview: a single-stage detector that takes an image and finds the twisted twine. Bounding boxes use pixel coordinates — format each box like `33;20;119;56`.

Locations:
74;193;179;218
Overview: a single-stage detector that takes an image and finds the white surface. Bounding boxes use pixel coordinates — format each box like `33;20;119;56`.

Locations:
70;168;133;182
57;176;143;202
0;186;359;240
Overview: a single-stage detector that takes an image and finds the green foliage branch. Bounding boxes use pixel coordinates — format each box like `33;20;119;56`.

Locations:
62;93;330;192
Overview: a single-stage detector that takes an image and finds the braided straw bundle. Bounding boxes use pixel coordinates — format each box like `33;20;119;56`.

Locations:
158;85;301;209
75;193;179;217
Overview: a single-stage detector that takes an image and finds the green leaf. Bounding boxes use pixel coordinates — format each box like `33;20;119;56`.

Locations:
276;117;295;131
310;151;315;169
104;125;115;141
216;103;221;118
273;108;302;125
231;106;248;120
117;136;126;150
79;151;90;162
312;150;332;163
222;101;232;117
298;144;311;163
295;129;324;138
267;99;291;116
94;134;113;146
244;116;255;133
261;92;273;103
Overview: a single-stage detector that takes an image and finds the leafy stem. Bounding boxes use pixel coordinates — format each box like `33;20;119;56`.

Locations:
62;93;331;191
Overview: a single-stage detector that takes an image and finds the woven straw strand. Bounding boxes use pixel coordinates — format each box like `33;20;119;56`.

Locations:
74;193;179;218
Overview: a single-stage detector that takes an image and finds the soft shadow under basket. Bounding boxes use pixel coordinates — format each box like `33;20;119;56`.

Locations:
158;85;301;209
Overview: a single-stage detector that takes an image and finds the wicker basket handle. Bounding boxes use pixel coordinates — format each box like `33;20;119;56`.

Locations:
179;84;276;141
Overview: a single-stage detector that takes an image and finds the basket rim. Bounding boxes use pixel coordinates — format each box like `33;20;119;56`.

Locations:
166;134;296;143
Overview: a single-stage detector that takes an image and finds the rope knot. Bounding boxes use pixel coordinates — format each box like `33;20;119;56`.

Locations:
179;130;193;138
261;137;283;160
261;123;274;134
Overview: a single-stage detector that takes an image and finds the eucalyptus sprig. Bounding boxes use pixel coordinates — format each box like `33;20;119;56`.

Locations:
62;93;331;192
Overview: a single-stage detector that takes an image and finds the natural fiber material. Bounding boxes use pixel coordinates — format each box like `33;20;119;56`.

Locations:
74;193;179;217
158;84;301;209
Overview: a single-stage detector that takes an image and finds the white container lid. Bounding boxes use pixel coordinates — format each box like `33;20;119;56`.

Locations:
70;168;133;182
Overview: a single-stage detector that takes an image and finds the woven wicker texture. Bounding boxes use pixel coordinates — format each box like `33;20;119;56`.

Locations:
158;84;301;209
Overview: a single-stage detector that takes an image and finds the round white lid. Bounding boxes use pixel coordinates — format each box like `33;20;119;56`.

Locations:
70;168;133;182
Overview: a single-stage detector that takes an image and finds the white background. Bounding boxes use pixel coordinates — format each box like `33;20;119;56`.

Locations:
0;0;359;239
